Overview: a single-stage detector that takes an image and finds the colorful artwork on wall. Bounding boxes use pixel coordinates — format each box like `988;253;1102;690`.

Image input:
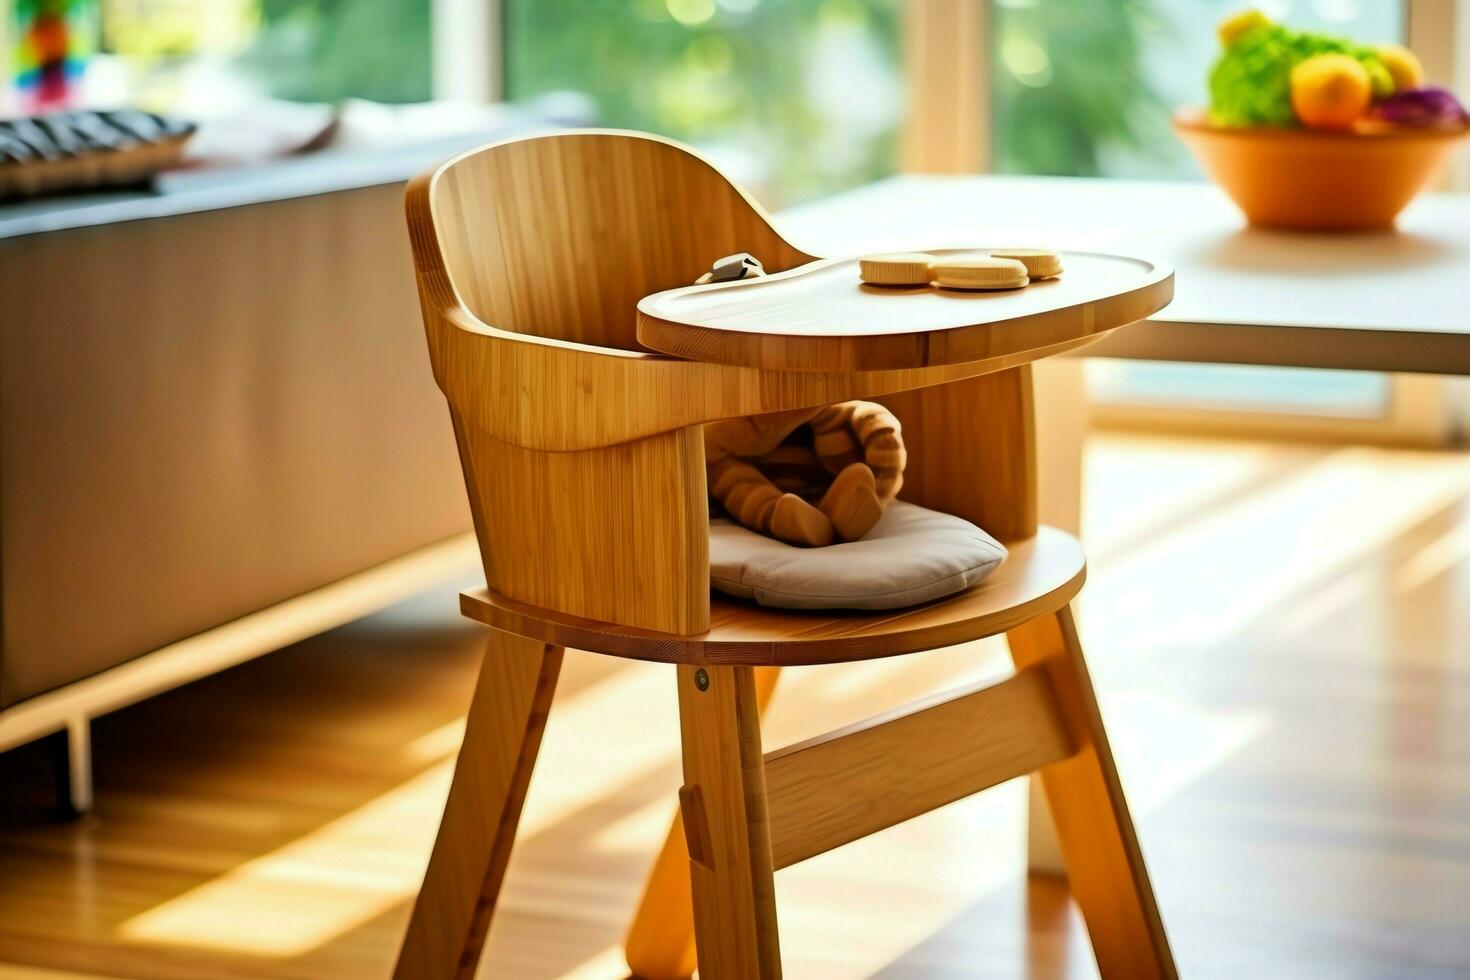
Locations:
11;0;98;114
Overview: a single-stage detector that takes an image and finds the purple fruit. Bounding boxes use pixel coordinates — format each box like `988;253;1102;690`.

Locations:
1372;86;1470;127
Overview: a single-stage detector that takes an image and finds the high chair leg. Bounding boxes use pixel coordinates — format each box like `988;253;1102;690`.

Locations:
626;667;780;979
394;632;563;980
1007;606;1177;980
676;664;782;979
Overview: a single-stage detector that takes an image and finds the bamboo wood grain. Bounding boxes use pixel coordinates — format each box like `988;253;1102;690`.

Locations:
459;425;712;634
761;666;1073;871
416;293;1081;453
626;667;780;980
393;632;562;980
1007;607;1177;979
427;132;814;353
881;367;1038;542
460;527;1085;666
637;251;1172;372
677;665;781;979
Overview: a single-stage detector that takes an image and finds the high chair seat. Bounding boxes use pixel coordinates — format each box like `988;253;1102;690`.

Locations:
709;500;1009;612
460;526;1084;667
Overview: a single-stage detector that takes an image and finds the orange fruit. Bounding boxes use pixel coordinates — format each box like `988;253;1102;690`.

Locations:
1290;54;1373;130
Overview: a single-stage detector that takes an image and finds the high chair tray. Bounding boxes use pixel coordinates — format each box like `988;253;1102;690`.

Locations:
461;527;1084;667
637;248;1173;372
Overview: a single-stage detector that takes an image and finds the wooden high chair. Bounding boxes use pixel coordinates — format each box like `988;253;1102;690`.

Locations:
395;131;1176;980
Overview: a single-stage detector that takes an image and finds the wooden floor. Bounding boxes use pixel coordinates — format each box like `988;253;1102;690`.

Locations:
2;432;1469;979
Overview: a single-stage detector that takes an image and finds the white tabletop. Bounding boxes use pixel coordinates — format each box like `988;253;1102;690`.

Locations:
779;176;1470;374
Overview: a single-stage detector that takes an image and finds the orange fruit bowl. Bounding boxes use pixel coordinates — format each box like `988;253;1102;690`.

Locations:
1174;109;1470;231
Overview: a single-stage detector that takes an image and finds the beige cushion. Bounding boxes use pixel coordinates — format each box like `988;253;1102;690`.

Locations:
710;501;1007;610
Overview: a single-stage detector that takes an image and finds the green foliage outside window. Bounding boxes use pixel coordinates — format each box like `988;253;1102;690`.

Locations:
990;0;1168;177
505;0;904;206
241;0;432;104
506;0;1168;201
99;0;1168;194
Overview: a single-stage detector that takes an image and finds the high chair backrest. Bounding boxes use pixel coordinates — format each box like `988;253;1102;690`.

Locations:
424;131;815;352
406;131;1039;637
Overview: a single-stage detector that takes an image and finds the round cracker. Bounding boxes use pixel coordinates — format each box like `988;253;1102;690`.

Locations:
859;252;934;286
988;248;1063;280
932;256;1029;290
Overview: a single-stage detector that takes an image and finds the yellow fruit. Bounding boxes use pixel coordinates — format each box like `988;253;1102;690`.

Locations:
1217;9;1270;46
1290;54;1373;129
1376;43;1424;92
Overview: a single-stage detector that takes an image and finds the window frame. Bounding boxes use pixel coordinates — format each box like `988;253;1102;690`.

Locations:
1408;0;1470;190
433;0;502;102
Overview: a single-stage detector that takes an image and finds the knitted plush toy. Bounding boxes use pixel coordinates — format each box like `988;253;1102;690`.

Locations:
705;402;906;547
690;253;907;546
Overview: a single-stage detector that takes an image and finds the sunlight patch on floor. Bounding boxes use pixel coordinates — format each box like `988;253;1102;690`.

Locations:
1272;569;1369;639
586;794;679;854
115;655;682;959
118;761;454;956
548;944;631;980
1081;446;1470;657
1396;520;1470;593
1108;692;1270;814
400;716;467;765
780;780;1029;979
516;658;681;841
1082;435;1295;561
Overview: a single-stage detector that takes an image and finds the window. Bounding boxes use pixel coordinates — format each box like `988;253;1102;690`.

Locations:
987;0;1409;421
991;0;1404;180
503;0;904;208
236;0;432;105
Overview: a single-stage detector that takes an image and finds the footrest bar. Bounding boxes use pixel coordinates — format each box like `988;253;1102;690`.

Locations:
763;666;1075;870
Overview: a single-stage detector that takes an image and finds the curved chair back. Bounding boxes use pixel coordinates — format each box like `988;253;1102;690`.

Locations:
424;131;814;352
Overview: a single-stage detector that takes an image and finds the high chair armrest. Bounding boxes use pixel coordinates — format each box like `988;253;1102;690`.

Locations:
421;297;1049;453
454;419;713;635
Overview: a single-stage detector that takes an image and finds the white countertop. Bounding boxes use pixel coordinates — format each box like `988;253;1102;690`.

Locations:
779;175;1470;373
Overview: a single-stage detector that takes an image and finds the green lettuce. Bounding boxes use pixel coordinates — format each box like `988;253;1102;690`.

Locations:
1208;23;1393;127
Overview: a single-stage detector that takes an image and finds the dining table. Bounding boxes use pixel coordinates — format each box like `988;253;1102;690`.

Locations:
780;175;1470;376
776;173;1470;872
779;175;1470;532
